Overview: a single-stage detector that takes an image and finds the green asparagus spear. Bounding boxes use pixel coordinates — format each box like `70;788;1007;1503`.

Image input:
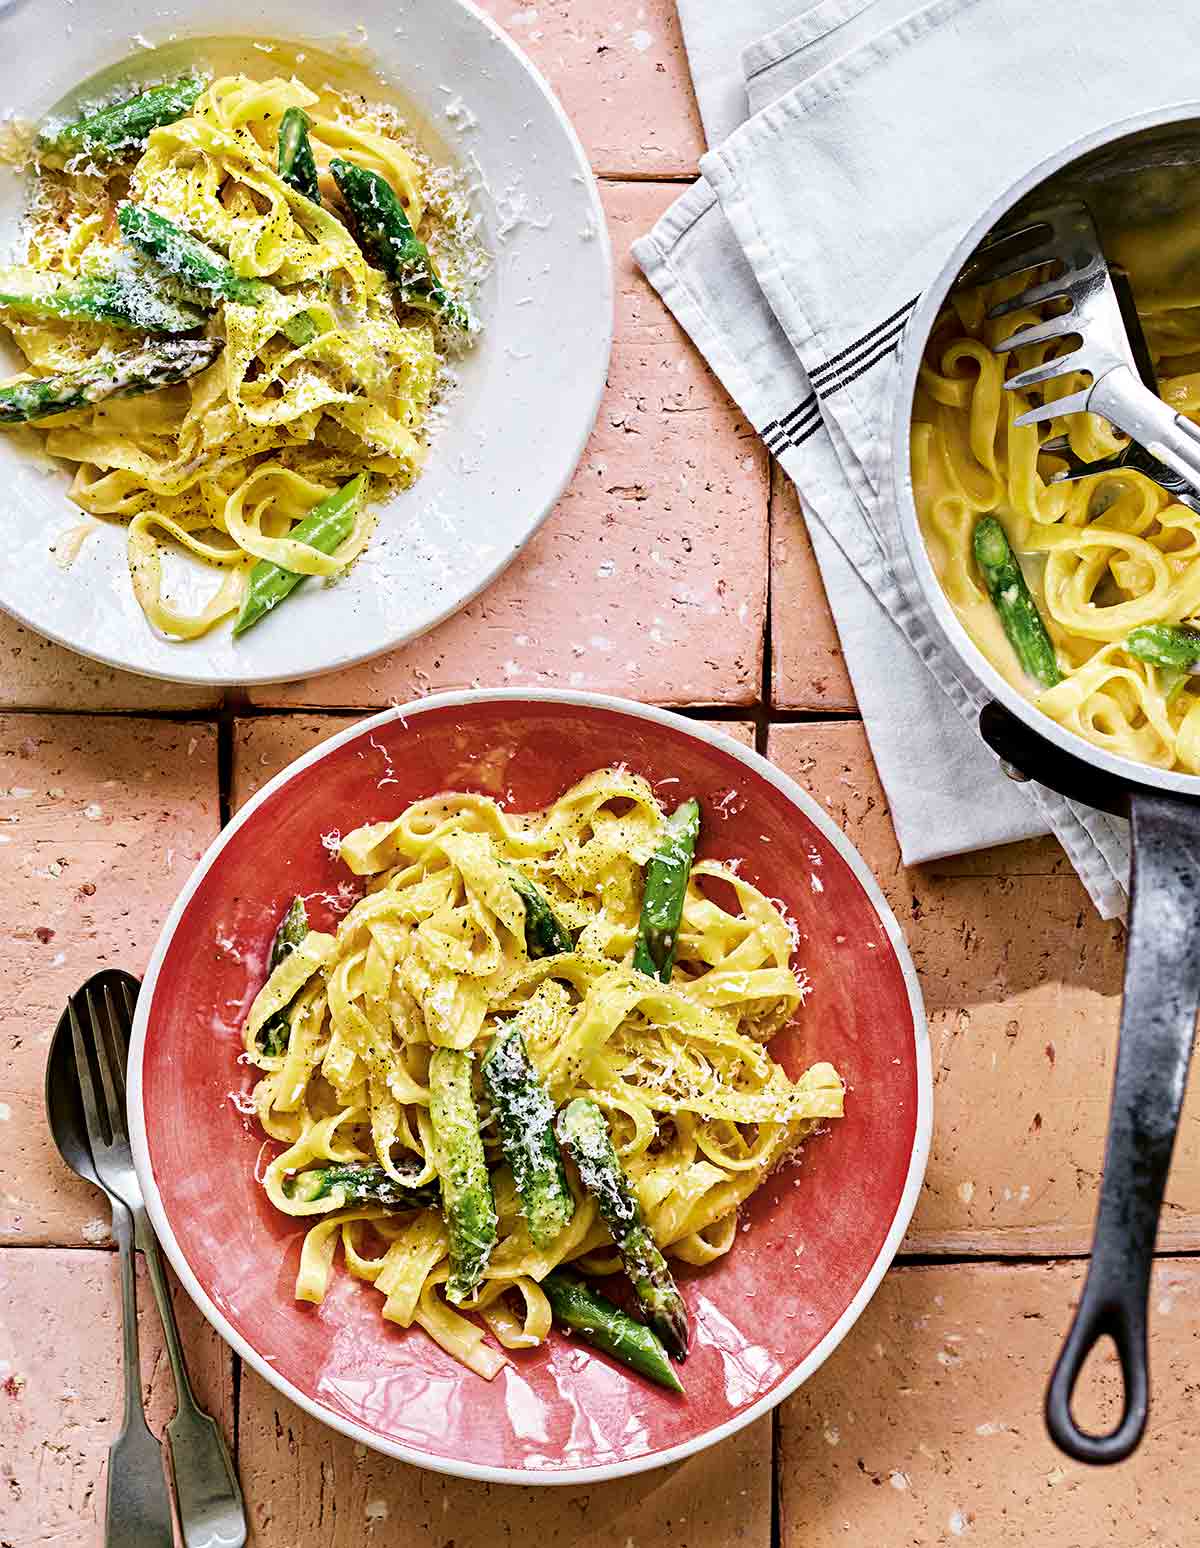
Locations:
0;265;206;334
556;1098;689;1361
507;867;573;958
542;1269;684;1393
429;1048;498;1303
1124;623;1200;673
632;798;700;983
482;1022;574;1246
232;473;366;636
329;157;472;330
0;338;221;426
257;896;309;1057
118;204;271;305
117;205;315;345
280;311;318;346
278;107;321;204
37;76;205;164
973;516;1062;689
284;1161;440;1210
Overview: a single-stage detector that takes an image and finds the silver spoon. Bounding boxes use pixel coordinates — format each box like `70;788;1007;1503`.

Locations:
46;969;247;1548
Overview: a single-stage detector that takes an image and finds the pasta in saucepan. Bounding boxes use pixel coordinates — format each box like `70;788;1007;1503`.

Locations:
914;221;1200;773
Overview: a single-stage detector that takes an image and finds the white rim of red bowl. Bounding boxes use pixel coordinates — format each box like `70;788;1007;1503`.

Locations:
127;688;933;1485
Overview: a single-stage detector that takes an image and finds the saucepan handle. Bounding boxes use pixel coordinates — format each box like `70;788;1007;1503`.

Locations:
1045;788;1200;1462
978;700;1131;817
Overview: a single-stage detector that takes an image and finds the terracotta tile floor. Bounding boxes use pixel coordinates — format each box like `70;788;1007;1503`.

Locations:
2;6;1180;1545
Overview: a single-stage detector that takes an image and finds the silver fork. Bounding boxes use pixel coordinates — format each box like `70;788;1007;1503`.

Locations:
969;198;1200;496
70;982;247;1548
1036;433;1200;514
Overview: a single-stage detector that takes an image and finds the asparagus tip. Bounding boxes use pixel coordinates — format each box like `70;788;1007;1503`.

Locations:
659;1300;690;1364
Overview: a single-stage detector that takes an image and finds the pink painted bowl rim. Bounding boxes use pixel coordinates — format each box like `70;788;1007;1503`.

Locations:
127;689;933;1485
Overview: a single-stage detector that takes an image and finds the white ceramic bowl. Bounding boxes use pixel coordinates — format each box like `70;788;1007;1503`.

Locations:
0;0;612;685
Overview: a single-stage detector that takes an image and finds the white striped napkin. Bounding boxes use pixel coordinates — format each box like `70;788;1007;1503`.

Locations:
630;0;1200;920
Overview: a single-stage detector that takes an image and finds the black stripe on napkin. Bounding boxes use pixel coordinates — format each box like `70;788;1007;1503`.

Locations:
759;294;919;457
808;295;918;387
819;333;904;398
761;392;817;442
763;397;819;450
762;407;824;456
780;416;823;451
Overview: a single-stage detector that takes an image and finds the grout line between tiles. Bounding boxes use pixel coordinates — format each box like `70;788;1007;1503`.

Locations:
217;705;236;831
597;169;698;183
771;1405;783;1548
0;700;867;722
0;703;226;721
0;693;866;734
893;1248;1121;1268
124;700;761;720
757;463;776;756
231;1346;242;1461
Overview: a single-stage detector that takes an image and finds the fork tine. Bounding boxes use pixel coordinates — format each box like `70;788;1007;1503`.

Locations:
987;277;1072;320
1013;389;1094;427
992;315;1081;355
67;994;107;1150
107;982;133;1108
1043;450;1121;482
968;218;1051;265
1004;351;1089;393
963;248;1055;291
960;225;1065;290
86;983;128;1144
118;980;137;1100
974;215;1050;252
966;200;1104;294
100;984;131;1140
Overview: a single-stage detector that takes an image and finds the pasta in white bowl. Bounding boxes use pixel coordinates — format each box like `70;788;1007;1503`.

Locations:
5;65;477;639
0;2;612;687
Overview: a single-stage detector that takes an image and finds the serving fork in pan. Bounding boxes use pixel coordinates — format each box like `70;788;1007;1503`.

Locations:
1035;433;1200;514
965;197;1200;504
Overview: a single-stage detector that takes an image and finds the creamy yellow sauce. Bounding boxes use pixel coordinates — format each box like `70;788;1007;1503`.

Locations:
913;186;1200;772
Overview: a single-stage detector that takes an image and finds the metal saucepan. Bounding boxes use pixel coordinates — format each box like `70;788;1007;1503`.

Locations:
894;103;1200;1465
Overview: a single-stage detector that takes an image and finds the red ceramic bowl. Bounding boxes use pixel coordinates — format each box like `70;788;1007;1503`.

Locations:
129;691;930;1483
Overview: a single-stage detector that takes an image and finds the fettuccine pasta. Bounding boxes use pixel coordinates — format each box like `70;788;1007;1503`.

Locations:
914;232;1200;773
3;66;481;637
241;768;844;1381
